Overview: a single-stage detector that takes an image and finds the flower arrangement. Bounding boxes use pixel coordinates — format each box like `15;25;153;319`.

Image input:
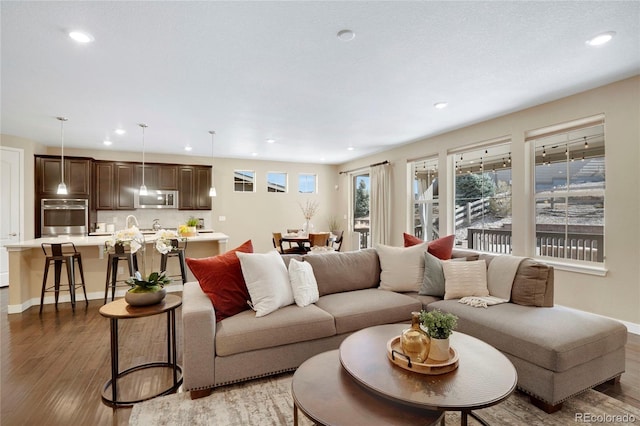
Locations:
300;200;319;220
105;226;145;253
154;229;182;254
420;309;458;339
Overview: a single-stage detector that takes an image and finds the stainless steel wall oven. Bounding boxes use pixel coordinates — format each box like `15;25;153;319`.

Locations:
41;199;89;236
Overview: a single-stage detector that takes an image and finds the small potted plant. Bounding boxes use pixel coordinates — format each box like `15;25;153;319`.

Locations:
420;309;458;361
125;271;171;306
179;217;199;237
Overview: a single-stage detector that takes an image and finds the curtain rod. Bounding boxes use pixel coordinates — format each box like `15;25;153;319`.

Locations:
339;160;389;175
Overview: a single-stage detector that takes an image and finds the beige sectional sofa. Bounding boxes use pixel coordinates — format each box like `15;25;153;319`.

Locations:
182;247;627;412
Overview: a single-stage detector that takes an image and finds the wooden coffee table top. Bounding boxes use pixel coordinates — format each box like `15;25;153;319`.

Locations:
292;350;444;426
339;324;517;412
99;294;182;319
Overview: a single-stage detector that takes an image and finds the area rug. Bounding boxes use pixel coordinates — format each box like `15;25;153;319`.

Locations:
129;373;640;426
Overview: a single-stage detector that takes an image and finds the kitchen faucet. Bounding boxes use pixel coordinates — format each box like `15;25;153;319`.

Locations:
152;219;161;231
125;215;139;229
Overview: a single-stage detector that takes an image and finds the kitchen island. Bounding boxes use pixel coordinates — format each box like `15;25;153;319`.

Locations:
5;232;229;314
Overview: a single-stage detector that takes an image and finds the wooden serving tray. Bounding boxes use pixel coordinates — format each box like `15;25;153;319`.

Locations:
386;336;459;375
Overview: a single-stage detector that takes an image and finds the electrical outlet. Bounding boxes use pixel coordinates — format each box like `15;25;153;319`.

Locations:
118;266;123;275
219;216;226;222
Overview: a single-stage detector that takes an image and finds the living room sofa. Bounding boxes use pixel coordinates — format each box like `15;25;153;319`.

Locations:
181;247;627;412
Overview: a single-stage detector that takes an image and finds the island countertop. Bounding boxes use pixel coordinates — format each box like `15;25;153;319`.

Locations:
6;232;229;314
5;232;229;250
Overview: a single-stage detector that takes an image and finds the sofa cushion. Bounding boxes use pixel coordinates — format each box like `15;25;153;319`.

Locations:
377;242;428;292
315;289;421;334
511;259;552;307
237;250;294;317
427;300;628;372
215;304;336;356
403;233;456;260
304;249;380;296
185;239;253;322
405;291;442;309
420;251;446;296
288;258;319;307
442;260;489;300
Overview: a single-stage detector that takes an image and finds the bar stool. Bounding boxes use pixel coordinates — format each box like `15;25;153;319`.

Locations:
104;242;138;304
40;242;88;313
160;239;188;284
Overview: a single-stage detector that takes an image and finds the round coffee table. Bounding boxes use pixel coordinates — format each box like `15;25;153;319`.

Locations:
292;350;444;426
339;324;517;425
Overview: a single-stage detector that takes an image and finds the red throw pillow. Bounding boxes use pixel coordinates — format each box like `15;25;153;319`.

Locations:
427;234;455;260
403;233;423;247
403;233;455;260
186;240;253;322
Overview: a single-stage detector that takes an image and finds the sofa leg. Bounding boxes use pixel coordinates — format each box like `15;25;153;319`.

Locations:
606;375;622;385
530;396;563;413
190;388;212;400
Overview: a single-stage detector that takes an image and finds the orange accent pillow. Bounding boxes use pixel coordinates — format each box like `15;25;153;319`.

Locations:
186;240;253;322
403;233;455;260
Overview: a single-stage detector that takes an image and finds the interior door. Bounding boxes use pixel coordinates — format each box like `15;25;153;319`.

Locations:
0;147;23;287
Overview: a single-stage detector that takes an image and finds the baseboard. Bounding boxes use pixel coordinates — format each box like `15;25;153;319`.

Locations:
556;304;640;335
7;283;184;314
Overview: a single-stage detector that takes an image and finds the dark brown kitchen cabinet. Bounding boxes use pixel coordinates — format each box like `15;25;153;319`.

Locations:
157;165;178;190
135;164;158;190
178;166;211;210
94;162;115;210
94;161;135;210
35;156;91;197
115;163;136;210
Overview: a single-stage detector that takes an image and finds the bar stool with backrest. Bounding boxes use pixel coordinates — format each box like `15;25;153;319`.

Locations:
160;239;188;284
40;242;88;313
332;230;344;252
104;242;138;304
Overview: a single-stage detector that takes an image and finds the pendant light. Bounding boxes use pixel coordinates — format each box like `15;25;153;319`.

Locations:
139;123;148;196
208;130;217;197
56;117;69;194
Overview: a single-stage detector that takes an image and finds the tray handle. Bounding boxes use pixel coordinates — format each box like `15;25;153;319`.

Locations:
391;349;412;368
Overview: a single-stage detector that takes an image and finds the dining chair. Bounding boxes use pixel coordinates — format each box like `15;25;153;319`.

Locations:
272;232;306;254
308;233;330;248
332;230;344;252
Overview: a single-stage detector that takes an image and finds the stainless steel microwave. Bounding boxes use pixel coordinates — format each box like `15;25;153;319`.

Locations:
134;190;178;209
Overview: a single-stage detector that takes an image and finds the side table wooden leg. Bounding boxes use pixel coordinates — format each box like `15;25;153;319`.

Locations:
293;401;298;426
110;318;119;405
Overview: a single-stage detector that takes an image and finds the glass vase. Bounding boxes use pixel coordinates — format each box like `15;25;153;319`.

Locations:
401;312;430;363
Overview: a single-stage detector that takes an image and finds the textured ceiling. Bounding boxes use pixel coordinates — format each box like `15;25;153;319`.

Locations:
1;1;638;164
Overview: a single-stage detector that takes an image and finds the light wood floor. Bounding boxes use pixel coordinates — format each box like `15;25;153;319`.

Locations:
1;287;638;425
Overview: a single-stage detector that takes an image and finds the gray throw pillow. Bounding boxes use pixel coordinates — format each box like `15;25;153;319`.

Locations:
419;251;445;297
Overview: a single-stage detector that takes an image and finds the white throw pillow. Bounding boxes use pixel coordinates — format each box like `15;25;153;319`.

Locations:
288;259;319;307
377;242;428;292
237;250;294;317
442;259;489;300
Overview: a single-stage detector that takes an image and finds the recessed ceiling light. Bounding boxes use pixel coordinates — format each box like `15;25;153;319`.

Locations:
184;145;193;152
434;102;448;109
103;140;112;146
347;146;355;151
586;31;616;46
252;152;258;157
114;128;126;135
69;31;94;43
266;139;275;144
337;29;355;42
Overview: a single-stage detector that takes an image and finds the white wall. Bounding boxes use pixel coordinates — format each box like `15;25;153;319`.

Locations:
338;76;640;325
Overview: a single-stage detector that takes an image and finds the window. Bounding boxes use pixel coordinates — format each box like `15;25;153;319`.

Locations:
452;141;512;253
409;157;440;241
234;170;255;192
298;174;317;193
529;117;605;263
352;172;370;249
267;172;287;193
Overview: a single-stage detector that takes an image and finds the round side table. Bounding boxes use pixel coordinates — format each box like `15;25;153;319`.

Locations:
99;294;183;407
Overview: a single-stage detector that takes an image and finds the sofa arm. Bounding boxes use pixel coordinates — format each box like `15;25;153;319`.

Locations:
182;281;217;392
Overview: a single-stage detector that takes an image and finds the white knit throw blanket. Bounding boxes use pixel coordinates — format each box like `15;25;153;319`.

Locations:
459;255;528;308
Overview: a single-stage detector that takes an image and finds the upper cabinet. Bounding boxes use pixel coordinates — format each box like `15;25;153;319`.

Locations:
35;156;91;197
134;164;178;190
178;165;211;210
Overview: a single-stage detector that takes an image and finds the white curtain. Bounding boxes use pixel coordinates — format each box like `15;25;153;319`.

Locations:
370;163;391;246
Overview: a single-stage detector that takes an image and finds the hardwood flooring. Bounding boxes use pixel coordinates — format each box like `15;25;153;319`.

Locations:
1;287;638;425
